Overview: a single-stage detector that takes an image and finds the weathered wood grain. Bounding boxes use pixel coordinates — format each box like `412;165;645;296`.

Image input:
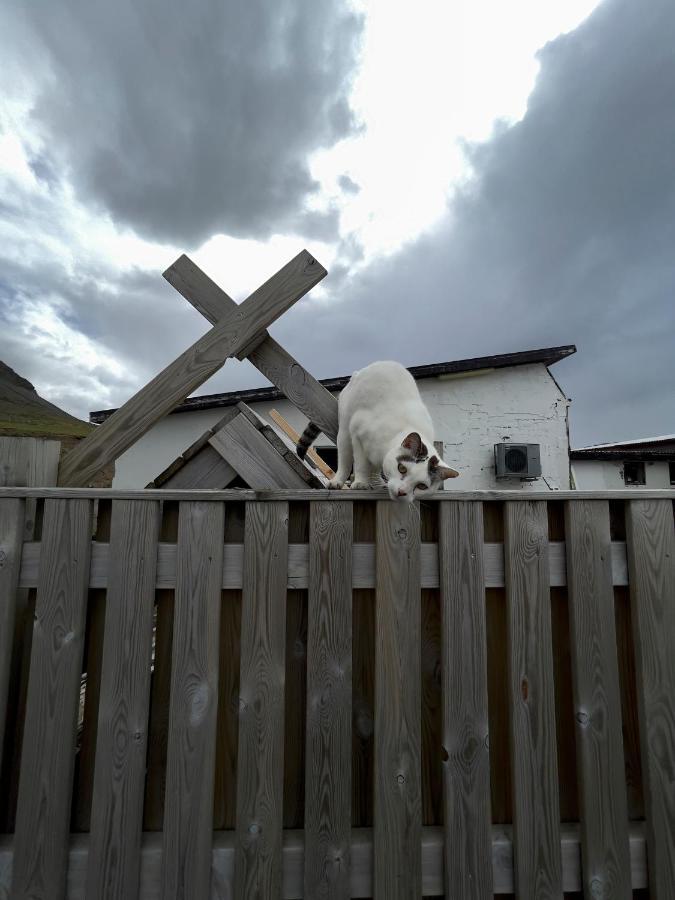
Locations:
235;502;289;899
564;500;631;898
439;502;493;898
161;502;225;899
626;499;675;898
85;500;161;899
17;537;630;591
0;822;652;897
58;250;326;487
0;499;24;776
4;486;675;501
159;445;238;490
210;414;310;489
504;500;562;900
11;499;93;900
163;255;339;441
305;502;353;898
374;501;422;899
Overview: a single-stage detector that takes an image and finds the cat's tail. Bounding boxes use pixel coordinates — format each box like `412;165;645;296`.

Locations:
296;421;321;459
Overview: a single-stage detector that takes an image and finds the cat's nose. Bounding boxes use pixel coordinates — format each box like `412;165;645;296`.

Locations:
397;489;407;497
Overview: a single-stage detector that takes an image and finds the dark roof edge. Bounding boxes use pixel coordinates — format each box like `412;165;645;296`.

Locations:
571;448;675;461
90;344;576;423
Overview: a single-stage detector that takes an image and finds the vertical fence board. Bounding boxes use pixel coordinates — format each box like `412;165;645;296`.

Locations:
85;500;161;899
235;501;289;899
504;500;562;900
0;499;25;775
304;501;353;899
11;498;92;900
564;500;631;898
374;501;422;899
161;502;225;899
439;501;492;898
626;499;675;898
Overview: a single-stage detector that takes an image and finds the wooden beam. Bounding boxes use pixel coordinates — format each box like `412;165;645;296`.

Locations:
18;538;632;591
564;501;631;898
235;502;289;898
0;823;650;897
162;502;225;899
626;499;675;898
86;500;161;900
374;501;422;899
504;501;562;899
305;503;353;899
439;502;493;898
58;250;326;487
269;409;334;478
5;486;675;502
11;499;93;899
164;254;339;441
0;499;25;776
210;414;310;489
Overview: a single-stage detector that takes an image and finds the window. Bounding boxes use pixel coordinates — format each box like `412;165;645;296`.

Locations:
623;461;646;486
670;461;675;485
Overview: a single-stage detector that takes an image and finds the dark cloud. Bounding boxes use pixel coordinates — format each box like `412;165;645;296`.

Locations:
277;0;675;445
4;0;363;246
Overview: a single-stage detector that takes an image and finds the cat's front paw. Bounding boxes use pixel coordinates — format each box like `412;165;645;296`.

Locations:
349;480;371;490
327;478;345;490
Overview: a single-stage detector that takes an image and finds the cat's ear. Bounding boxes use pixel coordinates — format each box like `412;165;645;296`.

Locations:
429;455;459;479
401;432;427;459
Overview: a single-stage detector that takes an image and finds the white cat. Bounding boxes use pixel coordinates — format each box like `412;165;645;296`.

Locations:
297;361;459;501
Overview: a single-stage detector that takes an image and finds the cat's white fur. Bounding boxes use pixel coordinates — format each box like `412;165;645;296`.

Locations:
328;361;459;501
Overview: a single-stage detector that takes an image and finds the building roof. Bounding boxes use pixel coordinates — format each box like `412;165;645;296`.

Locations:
90;344;576;423
571;433;675;460
0;360;92;439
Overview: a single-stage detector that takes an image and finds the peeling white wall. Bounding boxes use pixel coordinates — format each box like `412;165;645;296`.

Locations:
111;362;571;490
572;459;672;489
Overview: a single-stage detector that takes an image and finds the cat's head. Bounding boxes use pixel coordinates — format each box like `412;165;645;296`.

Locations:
383;432;459;502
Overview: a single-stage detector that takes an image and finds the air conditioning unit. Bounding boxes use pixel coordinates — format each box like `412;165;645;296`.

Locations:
494;443;541;480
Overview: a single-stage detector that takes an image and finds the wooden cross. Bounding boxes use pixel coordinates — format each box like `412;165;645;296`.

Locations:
58;250;339;487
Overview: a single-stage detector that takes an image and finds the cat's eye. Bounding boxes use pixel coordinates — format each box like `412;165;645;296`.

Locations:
398;463;407;475
416;483;428;490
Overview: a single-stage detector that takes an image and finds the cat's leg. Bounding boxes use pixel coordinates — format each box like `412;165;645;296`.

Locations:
328;426;353;489
349;436;372;490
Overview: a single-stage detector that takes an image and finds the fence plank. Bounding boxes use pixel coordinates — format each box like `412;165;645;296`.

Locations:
58;251;326;487
374;501;422;899
0;499;25;775
163;255;339;441
235;501;289;899
11;499;92;900
85;500;161;899
161;502;225;899
305;502;353;898
504;500;562;900
626;499;675;898
439;501;492;898
564;500;631;898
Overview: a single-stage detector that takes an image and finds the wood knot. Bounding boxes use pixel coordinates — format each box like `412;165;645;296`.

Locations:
520;678;529;701
396;528;408;541
396;773;406;784
576;711;590;727
0;549;7;567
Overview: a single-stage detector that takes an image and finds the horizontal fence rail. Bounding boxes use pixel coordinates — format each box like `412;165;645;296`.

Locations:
0;489;673;900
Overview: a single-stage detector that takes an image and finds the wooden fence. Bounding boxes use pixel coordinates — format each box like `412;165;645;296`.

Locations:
0;488;674;899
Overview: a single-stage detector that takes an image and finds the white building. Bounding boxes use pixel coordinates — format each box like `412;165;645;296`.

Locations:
92;345;576;490
571;435;675;490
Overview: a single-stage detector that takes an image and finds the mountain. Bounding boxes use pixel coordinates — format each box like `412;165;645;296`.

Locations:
0;360;92;438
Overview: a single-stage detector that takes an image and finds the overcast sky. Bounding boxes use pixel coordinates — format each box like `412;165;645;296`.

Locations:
1;0;673;445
